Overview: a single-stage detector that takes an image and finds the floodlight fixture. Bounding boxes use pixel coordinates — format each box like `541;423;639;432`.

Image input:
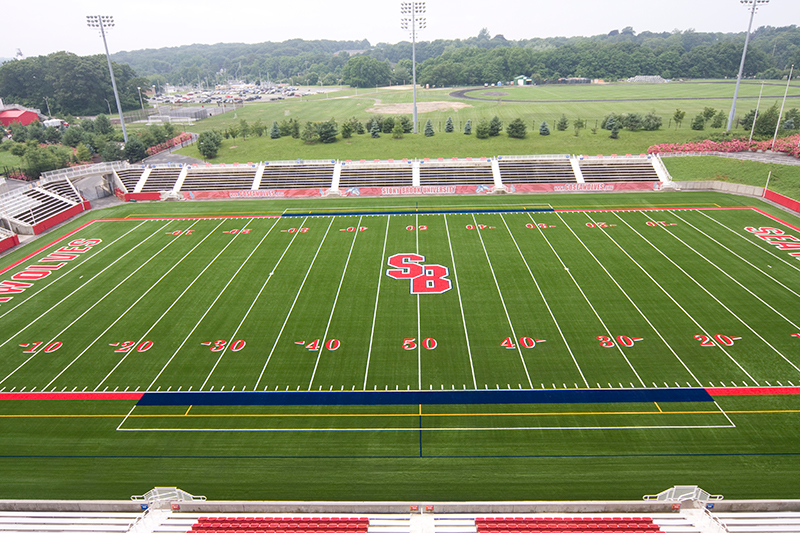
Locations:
727;0;769;132
87;15;128;142
401;2;426;133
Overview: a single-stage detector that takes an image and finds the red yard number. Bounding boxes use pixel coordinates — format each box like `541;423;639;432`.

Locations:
694;334;741;347
20;341;62;353
109;340;153;353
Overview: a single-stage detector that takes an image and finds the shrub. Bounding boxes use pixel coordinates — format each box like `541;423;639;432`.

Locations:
642;111;662;131
691;114;706;131
382;117;395;134
124;137;147;162
623;113;643;131
399;116;413;133
539;121;551;136
392;120;404;139
609;122;620;139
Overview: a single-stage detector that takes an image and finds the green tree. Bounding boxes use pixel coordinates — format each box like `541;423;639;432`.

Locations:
9;142;28;157
464;119;472;135
301;121;319;143
609;122;620;139
572;118;586;136
381;117;395;134
673;108;686;128
227;124;240;140
278;119;293;137
239;119;250;140
269;121;281;139
424;119;435;137
488;116;503;136
94;114;113;135
399;116;413;133
392;120;404;139
124;137;147;162
23;145;58;178
316;119;338;143
445;116;454;133
475;120;490;139
623;113;643;131
702;107;717;121
341;55;392;88
252;119;265;137
341;121;353;139
754;103;780;136
539;121;551;136
43;126;62;144
506;118;527;139
642;111;662;131
75;143;92;162
556;114;569;131
370;120;381;138
711;110;726;128
197;130;223;159
691;114;705;130
100;142;124;162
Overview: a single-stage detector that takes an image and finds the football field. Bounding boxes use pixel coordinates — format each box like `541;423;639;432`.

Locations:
1;194;800;500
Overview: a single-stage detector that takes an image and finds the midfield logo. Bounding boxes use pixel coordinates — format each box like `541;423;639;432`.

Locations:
386;253;452;294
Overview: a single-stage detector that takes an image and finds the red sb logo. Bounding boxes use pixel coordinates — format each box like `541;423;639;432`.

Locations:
386;253;452;294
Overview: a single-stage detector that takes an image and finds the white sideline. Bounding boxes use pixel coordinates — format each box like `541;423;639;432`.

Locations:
444;214;477;389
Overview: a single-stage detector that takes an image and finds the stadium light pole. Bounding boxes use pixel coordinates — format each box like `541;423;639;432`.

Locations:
727;0;769;133
401;2;426;134
86;15;128;143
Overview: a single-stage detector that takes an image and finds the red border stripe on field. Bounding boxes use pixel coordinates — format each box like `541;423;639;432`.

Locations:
707;387;800;396
0;392;144;401
0;220;96;275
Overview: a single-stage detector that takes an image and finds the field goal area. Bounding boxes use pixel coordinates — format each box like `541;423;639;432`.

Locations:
2;202;800;443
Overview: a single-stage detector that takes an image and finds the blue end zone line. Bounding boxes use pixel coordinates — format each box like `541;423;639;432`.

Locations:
281;208;555;218
136;388;713;407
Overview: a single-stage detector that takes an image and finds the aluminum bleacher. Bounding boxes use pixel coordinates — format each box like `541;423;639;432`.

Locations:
41;178;82;203
0;511;141;532
181;165;258;191
141;167;183;192
578;156;660;182
339;163;413;188
115;167;147;193
419;161;494;186
258;161;336;190
9;189;76;226
498;156;577;184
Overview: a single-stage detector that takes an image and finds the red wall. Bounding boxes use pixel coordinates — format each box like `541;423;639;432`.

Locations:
765;189;800;216
0;233;20;254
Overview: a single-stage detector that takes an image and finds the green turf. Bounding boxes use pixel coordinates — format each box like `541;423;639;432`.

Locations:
1;192;800;500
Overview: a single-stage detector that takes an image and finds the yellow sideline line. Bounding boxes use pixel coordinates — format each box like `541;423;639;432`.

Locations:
1;409;799;420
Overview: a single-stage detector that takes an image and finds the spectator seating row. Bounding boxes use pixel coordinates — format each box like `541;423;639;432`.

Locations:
117;167;147;191
10;189;75;226
420;163;494;186
41;178;81;202
182;167;257;191
259;163;336;190
188;517;369;533
141;167;182;192
579;160;660;182
339;165;413;188
498;158;577;184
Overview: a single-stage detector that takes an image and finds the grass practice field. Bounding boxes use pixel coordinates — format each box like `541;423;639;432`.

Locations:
1;192;800;501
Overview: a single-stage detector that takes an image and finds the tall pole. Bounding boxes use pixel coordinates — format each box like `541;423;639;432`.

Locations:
402;2;426;134
137;86;144;111
87;15;128;143
772;64;794;151
749;81;764;142
727;0;769;133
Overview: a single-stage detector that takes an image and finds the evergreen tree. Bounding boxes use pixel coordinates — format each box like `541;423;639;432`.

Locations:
269;121;281;139
445;116;454;133
381;117;395;134
424;119;434;137
124;137;147;162
506;118;527;139
252;119;265;137
316;119;338;143
197;130;223;159
370;120;381;138
539;121;551;136
301;121;319;143
475;120;490;139
341;121;353;139
488;116;503;136
691;114;705;131
642;111;663;131
609;122;620;139
556;114;569;131
464;119;472;135
399;116;413;133
392;120;404;139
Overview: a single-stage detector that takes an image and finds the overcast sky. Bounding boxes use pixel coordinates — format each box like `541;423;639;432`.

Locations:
3;0;796;59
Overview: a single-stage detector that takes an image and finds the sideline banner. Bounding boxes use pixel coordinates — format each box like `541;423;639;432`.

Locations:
512;182;661;193
765;189;800;216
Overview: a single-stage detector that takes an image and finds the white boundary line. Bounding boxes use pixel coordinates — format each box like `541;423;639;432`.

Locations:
416;214;421;390
471;214;533;389
444;214;477;389
0;221;149;321
198;216;304;390
98;217;280;391
0;221;170;352
580;211;703;387
363;216;391;390
640;210;800;376
612;211;759;384
253;217;336;390
40;219;214;391
500;214;589;388
529;212;645;387
308;216;365;390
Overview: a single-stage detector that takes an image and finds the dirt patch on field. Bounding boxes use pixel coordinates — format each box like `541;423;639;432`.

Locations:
481;92;509;96
366;101;472;114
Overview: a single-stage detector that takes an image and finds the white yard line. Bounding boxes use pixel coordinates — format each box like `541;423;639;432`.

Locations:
581;212;703;387
416;213;421;391
444;214;477;389
40;219;207;391
500;214;588;388
363;216;391;390
641;211;800;376
698;210;800;275
198;217;302;390
95;218;254;390
530;212;645;387
0;221;169;351
0;221;149;321
673;211;800;300
308;216;364;390
253;217;336;390
612;212;759;384
471;214;533;389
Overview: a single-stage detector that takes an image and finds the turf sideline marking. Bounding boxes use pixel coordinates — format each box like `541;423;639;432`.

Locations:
198;216;302;390
555;212;651;387
94;218;235;390
503;214;588;388
698;210;800;276
308;216;365;390
471;214;533;389
531;212;645;387
641;210;800;376
672;211;800;302
253;217;336;391
612;211;759;384
581;211;702;386
0;221;149;321
0;220;169;352
444;215;477;389
40;219;206;391
363;216;391;390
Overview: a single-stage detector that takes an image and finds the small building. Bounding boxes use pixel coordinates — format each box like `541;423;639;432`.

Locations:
0;108;40;126
513;75;532;86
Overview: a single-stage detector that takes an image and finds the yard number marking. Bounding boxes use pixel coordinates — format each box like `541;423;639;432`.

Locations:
597;335;643;348
19;342;62;354
200;339;246;352
694;334;742;347
109;340;153;353
501;336;546;349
